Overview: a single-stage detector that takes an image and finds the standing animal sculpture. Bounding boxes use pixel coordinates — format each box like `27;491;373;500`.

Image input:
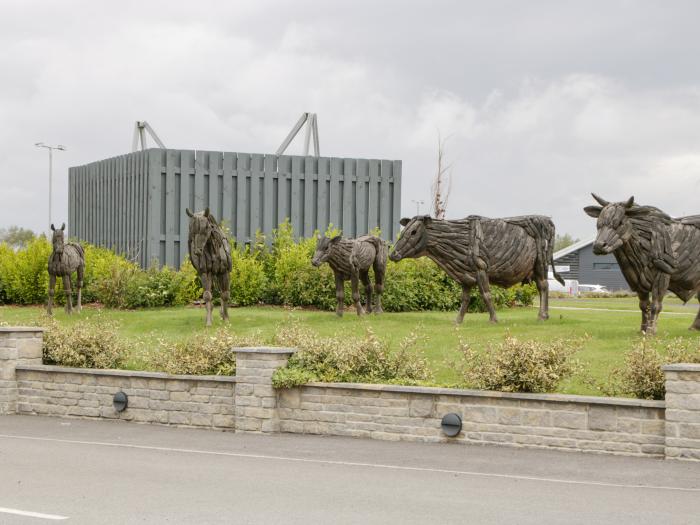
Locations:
47;223;85;315
186;208;232;327
584;194;700;334
389;215;564;324
311;234;387;316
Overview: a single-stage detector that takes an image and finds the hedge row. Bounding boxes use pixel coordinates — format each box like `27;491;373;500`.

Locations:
0;222;537;312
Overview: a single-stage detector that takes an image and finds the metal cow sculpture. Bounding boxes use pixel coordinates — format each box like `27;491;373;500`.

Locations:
311;234;387;316
389;215;564;324
186;208;232;327
47;223;85;315
584;194;700;334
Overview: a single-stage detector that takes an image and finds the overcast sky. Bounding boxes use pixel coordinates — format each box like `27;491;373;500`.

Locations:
2;0;700;240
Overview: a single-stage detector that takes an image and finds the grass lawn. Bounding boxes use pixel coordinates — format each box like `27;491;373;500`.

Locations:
1;296;698;397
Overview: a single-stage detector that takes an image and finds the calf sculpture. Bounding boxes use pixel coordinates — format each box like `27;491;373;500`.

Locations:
389;215;563;323
584;194;700;334
311;234;387;316
47;223;85;315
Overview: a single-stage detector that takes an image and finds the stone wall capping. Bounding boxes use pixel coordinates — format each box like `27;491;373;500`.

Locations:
0;327;45;332
15;364;237;383
231;347;297;355
663;363;700;372
304;382;666;409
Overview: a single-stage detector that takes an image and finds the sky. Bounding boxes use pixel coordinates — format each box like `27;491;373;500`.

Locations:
2;0;700;240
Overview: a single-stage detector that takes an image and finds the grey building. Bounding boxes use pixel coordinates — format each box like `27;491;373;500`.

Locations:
68;148;402;268
553;238;629;291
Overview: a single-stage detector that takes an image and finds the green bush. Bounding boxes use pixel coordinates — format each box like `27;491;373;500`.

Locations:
456;334;584;393
0;236;52;304
43;315;128;369
605;338;700;400
143;327;262;375
229;246;267;306
272;321;433;387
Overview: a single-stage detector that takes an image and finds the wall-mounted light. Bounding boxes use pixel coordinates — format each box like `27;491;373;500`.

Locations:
113;391;128;412
441;413;462;437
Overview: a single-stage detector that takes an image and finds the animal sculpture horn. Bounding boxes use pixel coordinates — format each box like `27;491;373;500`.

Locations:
591;193;610;207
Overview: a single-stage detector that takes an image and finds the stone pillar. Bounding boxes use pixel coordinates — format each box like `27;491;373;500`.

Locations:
664;363;700;461
232;347;296;433
0;327;44;415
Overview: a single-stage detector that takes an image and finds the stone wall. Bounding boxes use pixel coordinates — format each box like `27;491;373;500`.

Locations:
277;383;666;457
2;328;700;461
664;364;700;460
15;365;236;429
0;327;43;415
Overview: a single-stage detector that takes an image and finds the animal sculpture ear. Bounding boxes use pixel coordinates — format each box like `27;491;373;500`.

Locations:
60;223;65;231
204;207;210;217
422;215;432;225
330;235;342;244
624;196;634;209
185;208;194;218
583;206;602;218
50;223;55;231
591;193;610;207
399;218;410;226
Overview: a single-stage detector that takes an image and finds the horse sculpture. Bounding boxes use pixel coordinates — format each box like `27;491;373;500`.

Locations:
186;208;232;326
389;215;563;324
311;234;387;316
584;194;700;334
47;223;85;315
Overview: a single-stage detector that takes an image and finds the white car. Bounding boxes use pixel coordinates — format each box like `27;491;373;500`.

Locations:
578;284;610;295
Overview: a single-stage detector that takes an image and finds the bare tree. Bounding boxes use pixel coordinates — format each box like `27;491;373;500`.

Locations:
431;133;452;219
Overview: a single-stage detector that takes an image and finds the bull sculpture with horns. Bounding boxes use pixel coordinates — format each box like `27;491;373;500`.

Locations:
584;194;700;334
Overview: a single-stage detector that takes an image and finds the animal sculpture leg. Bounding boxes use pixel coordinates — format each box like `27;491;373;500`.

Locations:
647;274;670;335
76;264;84;313
476;271;498;323
455;284;473;324
372;254;385;314
62;275;73;314
360;270;373;314
690;292;700;331
47;274;56;315
201;273;213;327
351;270;365;316
334;272;345;317
219;272;230;321
536;276;549;320
637;292;651;333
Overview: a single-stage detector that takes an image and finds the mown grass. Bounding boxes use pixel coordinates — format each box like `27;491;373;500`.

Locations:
1;296;698;396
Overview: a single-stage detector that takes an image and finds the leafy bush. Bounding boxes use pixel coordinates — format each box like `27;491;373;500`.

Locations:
144;327;262;375
0;236;52;304
229;247;267;306
271;321;432;387
605;338;700;400
43;315;128;369
456;334;584;393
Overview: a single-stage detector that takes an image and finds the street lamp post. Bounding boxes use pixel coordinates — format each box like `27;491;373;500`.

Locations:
411;199;425;216
35;143;66;230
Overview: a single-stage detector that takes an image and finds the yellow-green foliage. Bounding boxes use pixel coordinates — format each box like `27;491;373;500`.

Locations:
143;327;262;375
606;338;700;400
229;246;267;306
0;237;52;304
456;334;584;393
272;320;432;387
42;315;127;369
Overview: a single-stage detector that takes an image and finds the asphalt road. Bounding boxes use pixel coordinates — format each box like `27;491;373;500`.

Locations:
0;415;699;524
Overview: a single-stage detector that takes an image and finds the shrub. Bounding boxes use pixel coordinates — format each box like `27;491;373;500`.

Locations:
605;338;700;400
271;321;432;387
0;236;52;304
229;246;267;306
456;334;584;393
174;258;202;305
43;315;128;369
144;327;262;375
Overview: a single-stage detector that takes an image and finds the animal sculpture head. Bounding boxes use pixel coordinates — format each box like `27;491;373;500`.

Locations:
312;234;342;267
389;215;431;261
186;207;216;258
584;194;635;255
50;223;66;255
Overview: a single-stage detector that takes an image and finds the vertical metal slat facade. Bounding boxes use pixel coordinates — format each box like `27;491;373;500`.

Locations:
69;148;402;268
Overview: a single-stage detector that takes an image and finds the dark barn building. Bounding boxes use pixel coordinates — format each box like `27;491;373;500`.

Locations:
553;239;629;291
